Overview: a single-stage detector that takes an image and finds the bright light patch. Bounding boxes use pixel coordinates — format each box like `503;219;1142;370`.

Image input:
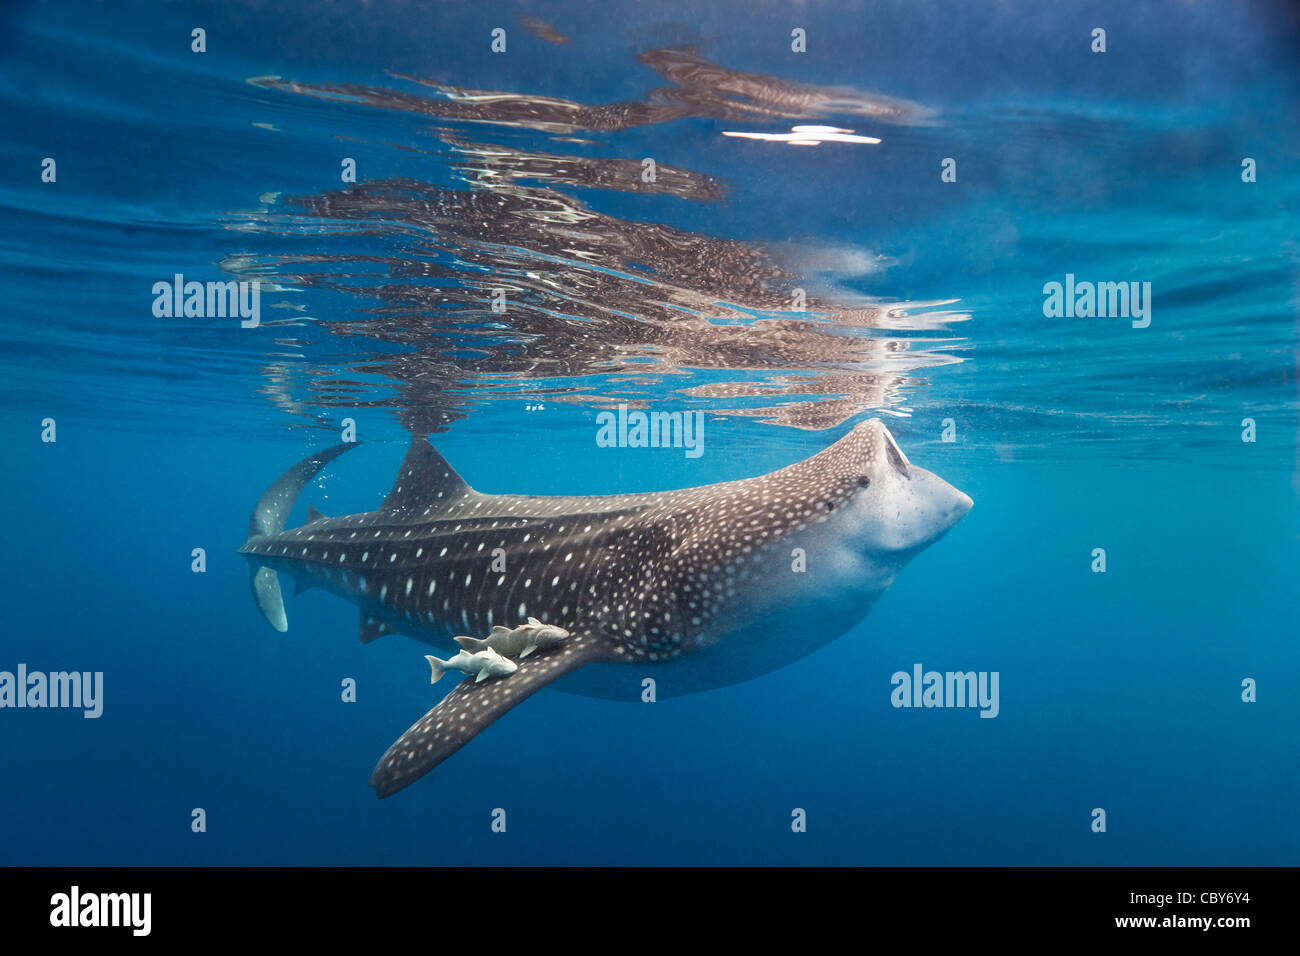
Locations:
721;125;882;146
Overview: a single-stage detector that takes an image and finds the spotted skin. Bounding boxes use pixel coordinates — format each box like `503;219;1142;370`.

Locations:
239;419;972;797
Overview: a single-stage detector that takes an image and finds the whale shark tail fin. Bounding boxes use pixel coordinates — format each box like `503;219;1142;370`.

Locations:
241;442;359;632
249;567;288;633
371;635;612;798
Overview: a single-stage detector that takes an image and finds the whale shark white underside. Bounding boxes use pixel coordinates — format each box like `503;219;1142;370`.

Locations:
239;419;971;797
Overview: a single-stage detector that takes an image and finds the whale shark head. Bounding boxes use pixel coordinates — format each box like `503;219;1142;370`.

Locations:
590;416;974;698
808;419;972;595
723;418;972;639
843;418;973;557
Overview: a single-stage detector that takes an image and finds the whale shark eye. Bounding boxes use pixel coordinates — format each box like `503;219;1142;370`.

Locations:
822;500;834;512
857;476;871;488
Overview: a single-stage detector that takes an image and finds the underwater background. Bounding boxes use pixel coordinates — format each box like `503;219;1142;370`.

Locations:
1;0;1297;865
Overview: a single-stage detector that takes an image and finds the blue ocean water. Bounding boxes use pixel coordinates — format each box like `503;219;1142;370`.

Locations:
1;0;1297;865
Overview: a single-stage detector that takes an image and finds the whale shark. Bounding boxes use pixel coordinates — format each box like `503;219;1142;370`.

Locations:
239;419;971;797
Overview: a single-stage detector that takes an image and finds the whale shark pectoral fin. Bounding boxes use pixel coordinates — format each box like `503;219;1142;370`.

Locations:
369;634;610;799
360;614;393;644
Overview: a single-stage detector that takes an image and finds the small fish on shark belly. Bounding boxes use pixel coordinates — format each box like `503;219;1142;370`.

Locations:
454;618;570;659
237;418;972;798
426;648;516;684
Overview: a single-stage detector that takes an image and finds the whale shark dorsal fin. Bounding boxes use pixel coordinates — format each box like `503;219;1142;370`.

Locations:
370;635;613;798
380;438;473;514
360;614;391;644
306;504;326;523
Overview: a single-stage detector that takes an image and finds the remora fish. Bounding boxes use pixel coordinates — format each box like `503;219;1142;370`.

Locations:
454;619;570;659
425;648;517;684
238;420;971;797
